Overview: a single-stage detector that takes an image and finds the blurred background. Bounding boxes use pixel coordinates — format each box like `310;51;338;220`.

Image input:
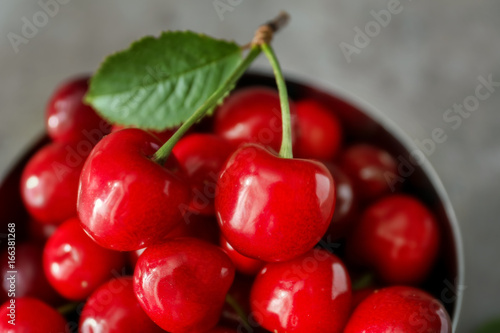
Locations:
0;1;499;331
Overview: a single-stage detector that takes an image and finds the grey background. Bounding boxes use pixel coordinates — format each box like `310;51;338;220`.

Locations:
0;1;499;331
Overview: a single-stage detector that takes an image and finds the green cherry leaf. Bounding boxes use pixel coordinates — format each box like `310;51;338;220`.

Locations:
85;31;242;130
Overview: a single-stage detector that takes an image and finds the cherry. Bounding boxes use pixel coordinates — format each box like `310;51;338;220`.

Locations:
80;276;164;333
344;286;451;333
77;128;191;251
20;141;89;225
111;124;175;143
324;163;358;238
214;87;297;153
173;133;234;215
340;143;398;201
0;243;61;305
250;248;352;333
46;76;110;143
134;237;235;333
220;235;265;276
294;99;343;160
216;144;335;262
348;194;440;284
0;297;68;333
43;217;126;300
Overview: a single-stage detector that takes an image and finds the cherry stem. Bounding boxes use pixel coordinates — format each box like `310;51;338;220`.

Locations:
152;11;290;165
57;301;80;316
261;43;293;159
351;272;374;291
225;294;252;331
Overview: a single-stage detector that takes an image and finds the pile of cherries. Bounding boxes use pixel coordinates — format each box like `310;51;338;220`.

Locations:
0;76;452;333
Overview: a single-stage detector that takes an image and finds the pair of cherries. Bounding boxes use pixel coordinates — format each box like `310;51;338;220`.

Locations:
11;76;450;333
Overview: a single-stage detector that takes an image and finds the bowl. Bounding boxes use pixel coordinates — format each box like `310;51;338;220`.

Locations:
0;72;464;330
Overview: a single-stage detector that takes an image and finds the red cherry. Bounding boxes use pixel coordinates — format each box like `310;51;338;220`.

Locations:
324;163;358;238
134;238;235;333
216;144;335;262
80;276;163;333
77;128;191;251
173;134;234;215
250;249;352;333
21;141;89;225
0;243;60;305
0;297;67;333
294;99;343;160
46;76;110;143
220;235;265;276
340;143;398;201
43;217;126;300
111;124;175;143
344;286;451;333
214;87;297;153
348;194;440;284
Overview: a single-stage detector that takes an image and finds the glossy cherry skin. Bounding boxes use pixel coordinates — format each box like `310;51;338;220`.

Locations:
0;297;68;333
214;87;297;153
1;243;60;305
46;76;110;143
21;141;88;225
220;235;265;276
250;249;352;333
294;99;343;160
350;286;376;313
344;286;451;333
80;276;163;333
111;124;175;143
43;217;126;300
340;143;398;201
216;144;335;262
134;238;235;333
78;128;191;251
173;134;234;215
348;194;440;284
324;163;358;238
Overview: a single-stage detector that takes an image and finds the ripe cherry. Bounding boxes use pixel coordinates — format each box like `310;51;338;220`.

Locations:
43;217;126;300
220;235;265;276
344;286;451;333
46;76;110;143
350;286;376;313
348;194;440;284
78;128;191;251
0;297;68;333
250;249;352;333
1;243;60;305
80;276;163;333
340;143;398;201
216;144;335;262
134;238;235;333
21;141;89;225
214;87;297;153
294;99;343;160
173;133;234;215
